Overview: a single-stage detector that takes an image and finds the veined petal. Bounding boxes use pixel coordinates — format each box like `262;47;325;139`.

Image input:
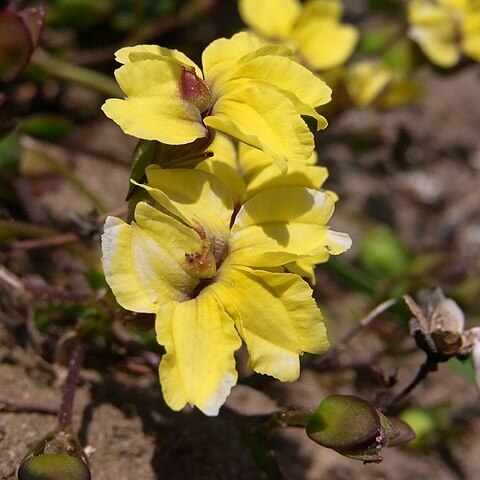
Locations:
102;96;206;144
247;160;329;198
228;188;348;267
285;255;327;284
205;85;314;171
202;31;265;80
112;59;183;98
115;44;202;76
238;0;302;39
101;203;202;313
212;266;329;381
102;59;207;143
229;54;332;107
157;293;241;415
294;20;359;70
197;134;247;204
139;167;233;244
285;231;355;281
207;44;294;92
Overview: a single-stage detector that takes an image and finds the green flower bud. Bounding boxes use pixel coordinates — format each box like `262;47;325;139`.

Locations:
17;430;91;480
307;395;400;463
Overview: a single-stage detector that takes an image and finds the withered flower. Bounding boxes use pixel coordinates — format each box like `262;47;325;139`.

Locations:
405;288;480;362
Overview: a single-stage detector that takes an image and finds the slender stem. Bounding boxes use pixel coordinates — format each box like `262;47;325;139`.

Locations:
57;342;86;432
0;219;57;239
31;50;123;98
315;298;397;365
13;233;79;251
385;356;438;412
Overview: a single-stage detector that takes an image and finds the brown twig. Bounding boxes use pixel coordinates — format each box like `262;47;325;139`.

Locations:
23;279;93;302
0;398;58;415
383;356;438;413
11;233;79;251
314;298;397;366
57;342;86;431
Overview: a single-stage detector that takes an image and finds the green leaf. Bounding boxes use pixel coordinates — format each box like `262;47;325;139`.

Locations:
359;227;411;279
0;131;21;174
127;139;156;200
20;116;73;140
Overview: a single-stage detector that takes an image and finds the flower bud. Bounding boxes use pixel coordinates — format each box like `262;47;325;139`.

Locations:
18;430;91;480
0;6;45;83
180;68;211;114
307;395;400;463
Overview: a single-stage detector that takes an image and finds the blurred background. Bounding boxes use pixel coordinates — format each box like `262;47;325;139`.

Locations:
1;0;480;479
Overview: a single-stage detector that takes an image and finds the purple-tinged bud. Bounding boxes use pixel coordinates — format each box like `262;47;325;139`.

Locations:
180;68;211;114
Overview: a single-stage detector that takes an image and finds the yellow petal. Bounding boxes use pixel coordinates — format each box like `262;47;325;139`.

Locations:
246;160;329;198
297;0;343;24
102;60;206;143
285;256;324;284
462;8;480;62
228;188;350;267
344;61;393;108
114;44;202;76
142;167;233;243
238;0;302;39
205;85;314;171
212;266;329;381
101;203;202;313
202;31;265;81
157;293;241;415
294;20;359;70
197;134;247;204
226;54;331;126
102;97;206;144
408;0;460;67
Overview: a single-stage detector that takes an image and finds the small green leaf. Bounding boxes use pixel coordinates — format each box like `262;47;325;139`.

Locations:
127;139;156;200
360;23;399;55
0;131;21;174
20;116;73;140
359;227;411;279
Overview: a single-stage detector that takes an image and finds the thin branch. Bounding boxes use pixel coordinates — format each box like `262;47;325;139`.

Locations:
57;342;86;431
12;233;79;251
315;298;397;365
383;355;438;413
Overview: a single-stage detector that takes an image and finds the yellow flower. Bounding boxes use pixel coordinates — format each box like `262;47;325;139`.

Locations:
102;32;332;171
408;0;480;67
102;168;351;415
344;61;393;108
238;0;359;70
198;133;335;282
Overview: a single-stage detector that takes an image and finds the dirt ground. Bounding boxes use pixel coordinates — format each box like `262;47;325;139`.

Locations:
1;62;480;479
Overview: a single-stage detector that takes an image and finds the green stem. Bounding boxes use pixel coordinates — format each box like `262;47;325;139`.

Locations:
31;50;122;98
0;219;57;239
